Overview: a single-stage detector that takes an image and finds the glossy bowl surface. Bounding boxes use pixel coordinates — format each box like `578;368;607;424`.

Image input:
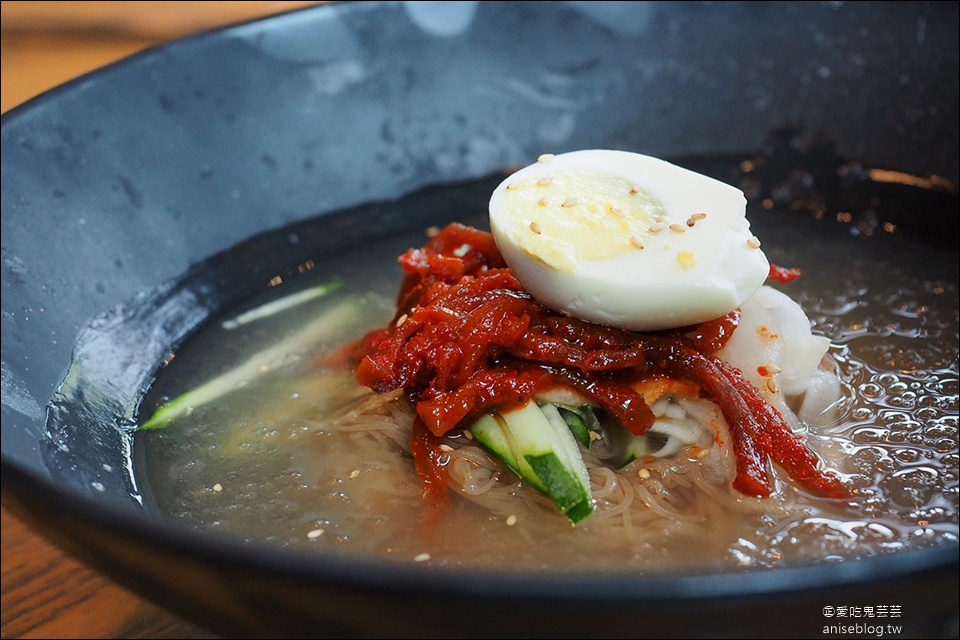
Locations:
2;2;958;637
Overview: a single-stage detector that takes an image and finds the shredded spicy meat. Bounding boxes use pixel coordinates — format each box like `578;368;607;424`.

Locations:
768;263;802;284
354;222;849;501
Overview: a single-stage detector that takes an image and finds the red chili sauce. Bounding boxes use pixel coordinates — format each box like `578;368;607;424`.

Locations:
352;223;849;502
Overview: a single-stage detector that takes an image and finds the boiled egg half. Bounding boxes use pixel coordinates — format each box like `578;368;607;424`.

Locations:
488;149;769;331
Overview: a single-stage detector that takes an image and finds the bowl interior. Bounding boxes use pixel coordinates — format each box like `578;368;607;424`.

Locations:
3;1;958;637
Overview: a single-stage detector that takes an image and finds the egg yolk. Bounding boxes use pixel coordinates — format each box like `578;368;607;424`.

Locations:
501;169;666;271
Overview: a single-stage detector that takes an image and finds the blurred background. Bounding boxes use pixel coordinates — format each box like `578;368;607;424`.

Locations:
1;1;321;113
2;5;320;637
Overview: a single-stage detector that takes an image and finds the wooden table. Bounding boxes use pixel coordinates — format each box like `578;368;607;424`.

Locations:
1;4;320;637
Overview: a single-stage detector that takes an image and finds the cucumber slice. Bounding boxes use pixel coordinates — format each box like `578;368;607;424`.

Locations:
470;401;594;524
469;413;545;493
536;403;592;505
557;405;599;449
140;296;363;431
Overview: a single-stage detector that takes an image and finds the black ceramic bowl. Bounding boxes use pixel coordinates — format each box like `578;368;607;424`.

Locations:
3;2;958;638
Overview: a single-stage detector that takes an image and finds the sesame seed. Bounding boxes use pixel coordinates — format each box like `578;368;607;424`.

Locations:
537;197;548;207
765;362;782;374
414;553;431;562
537;175;553;187
463;430;474;440
692;212;707;221
212;483;223;492
439;444;454;452
506;514;518;526
746;236;761;249
766;378;778;393
629;186;639;195
537;153;555;163
561;197;578;208
426;226;441;237
395;313;408;327
686;217;697;227
696;448;711;459
649;222;666;233
307;528;325;539
530;221;542;234
589;430;601;442
638;468;651;480
630;235;645;249
506;182;520;190
349;469;360;479
669;223;686;233
609;207;624;217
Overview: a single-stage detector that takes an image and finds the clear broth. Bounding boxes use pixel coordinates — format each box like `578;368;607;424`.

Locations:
135;150;959;573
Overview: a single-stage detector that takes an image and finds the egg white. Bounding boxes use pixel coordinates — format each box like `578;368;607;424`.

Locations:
488;149;770;331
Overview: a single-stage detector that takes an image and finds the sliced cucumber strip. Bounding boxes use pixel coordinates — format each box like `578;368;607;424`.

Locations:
469;401;594;524
536;403;592;506
557;405;599;449
469;413;544;492
140;296;362;431
221;281;342;329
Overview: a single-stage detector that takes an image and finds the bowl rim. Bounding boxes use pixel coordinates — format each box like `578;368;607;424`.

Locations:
2;0;957;624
